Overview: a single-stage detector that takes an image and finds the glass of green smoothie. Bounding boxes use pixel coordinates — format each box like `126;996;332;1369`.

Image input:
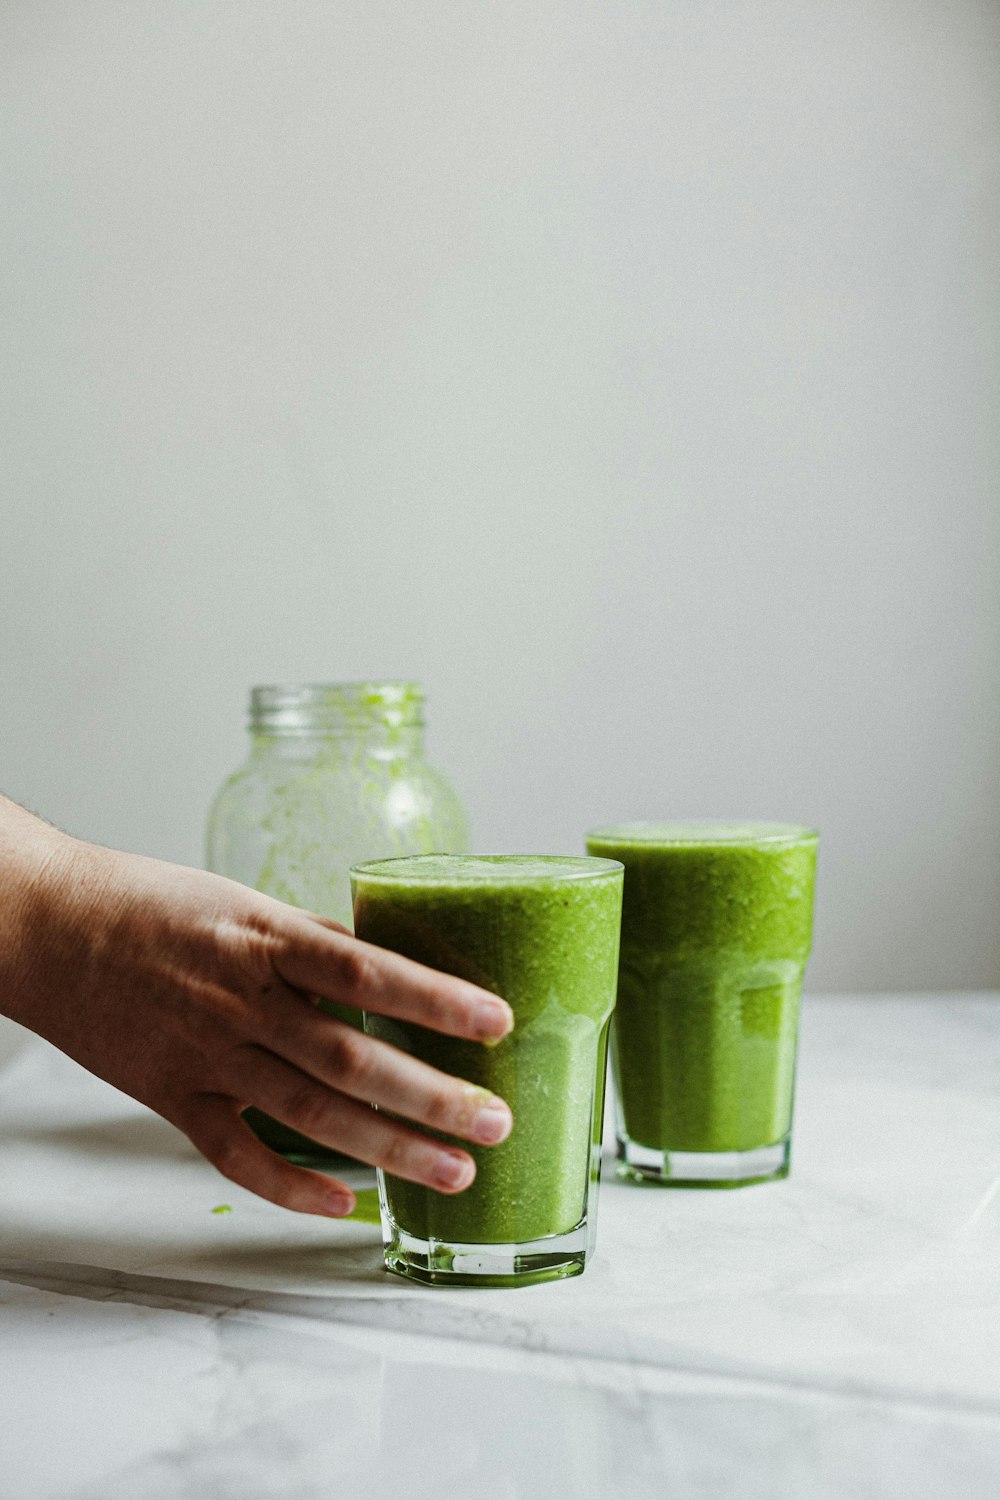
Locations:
350;854;624;1286
585;822;818;1188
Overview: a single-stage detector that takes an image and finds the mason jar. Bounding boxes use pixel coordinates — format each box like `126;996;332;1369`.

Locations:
206;681;470;1161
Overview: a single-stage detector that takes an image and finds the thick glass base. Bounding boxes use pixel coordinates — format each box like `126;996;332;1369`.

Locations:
382;1219;590;1288
616;1133;790;1188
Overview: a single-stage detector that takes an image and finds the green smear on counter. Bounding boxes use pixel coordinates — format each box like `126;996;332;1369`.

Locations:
211;1204;233;1215
346;1188;382;1225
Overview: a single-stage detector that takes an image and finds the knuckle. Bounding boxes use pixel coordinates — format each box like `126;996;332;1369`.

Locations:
283;1079;331;1138
422;1083;459;1134
325;1026;368;1085
209;1134;246;1185
377;1128;413;1179
336;945;380;1004
415;990;451;1030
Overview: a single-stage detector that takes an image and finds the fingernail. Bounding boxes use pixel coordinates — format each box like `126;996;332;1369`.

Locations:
476;997;514;1043
471;1099;513;1146
433;1150;475;1191
324;1192;355;1218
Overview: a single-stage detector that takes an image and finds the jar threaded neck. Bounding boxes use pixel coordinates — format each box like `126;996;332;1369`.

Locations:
249;682;425;736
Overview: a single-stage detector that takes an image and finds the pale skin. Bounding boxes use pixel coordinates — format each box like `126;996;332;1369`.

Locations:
0;795;514;1218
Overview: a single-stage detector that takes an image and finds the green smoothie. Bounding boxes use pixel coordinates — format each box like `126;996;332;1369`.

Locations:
585;822;817;1186
351;854;623;1284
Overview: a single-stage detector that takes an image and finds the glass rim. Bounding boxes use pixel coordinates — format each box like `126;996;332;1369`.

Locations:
586;820;819;848
351;853;624;885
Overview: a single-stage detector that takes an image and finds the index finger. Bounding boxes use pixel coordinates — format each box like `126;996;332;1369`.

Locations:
271;915;514;1043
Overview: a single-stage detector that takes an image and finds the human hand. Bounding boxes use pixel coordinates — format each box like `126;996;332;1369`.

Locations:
0;797;514;1217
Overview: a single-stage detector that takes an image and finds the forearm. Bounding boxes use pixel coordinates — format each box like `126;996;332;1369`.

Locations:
0;793;76;1027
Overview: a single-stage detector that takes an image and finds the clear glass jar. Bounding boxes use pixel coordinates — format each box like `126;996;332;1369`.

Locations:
206;681;470;1161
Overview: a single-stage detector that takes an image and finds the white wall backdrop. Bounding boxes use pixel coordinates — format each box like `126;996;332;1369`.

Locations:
2;0;998;991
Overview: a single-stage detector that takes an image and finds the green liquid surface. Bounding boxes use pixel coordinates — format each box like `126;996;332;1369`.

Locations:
352;855;623;1245
585;823;818;1154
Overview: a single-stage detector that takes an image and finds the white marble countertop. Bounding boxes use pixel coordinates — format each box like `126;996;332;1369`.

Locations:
2;993;999;1499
